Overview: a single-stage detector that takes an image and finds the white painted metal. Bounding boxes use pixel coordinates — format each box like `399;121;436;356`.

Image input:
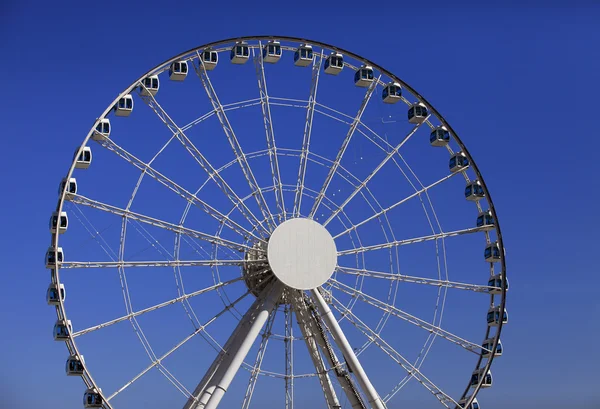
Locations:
323;119;427;226
310;289;387;409
185;280;284;409
195;54;277;231
292;295;341;409
94;135;264;241
254;42;285;222
47;36;507;409
268;218;337;290
294;293;366;409
309;75;380;218
293;51;322;217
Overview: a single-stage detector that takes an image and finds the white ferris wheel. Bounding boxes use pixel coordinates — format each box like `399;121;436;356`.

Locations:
47;36;508;409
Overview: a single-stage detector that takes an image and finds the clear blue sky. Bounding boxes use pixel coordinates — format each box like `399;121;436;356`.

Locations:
1;1;598;409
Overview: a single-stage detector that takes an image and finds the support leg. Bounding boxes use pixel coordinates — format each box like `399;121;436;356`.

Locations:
310;289;386;409
184;280;284;409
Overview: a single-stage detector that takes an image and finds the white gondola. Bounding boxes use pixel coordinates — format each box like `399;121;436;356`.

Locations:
449;151;469;173
139;75;159;96
230;42;249;65
200;49;219;70
484;241;501;262
354;65;374;87
169;60;189;80
45;246;64;268
382;82;402;103
324;52;344;75
58;177;77;198
53;319;72;341
487;273;508;295
458;396;480;409
294;43;313;67
46;283;65;305
481;338;503;358
465;180;484;201
408;102;428;124
50;211;68;234
470;368;493;388
487;306;508;326
430;125;450;147
91;118;110;141
74;146;92;169
476;209;495;231
262;40;282;63
66;355;85;376
83;388;103;408
113;94;133;116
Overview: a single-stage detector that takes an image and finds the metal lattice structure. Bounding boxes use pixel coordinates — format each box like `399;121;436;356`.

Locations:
47;36;507;409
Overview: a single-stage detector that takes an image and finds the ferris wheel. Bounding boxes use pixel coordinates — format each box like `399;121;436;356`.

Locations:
46;36;508;409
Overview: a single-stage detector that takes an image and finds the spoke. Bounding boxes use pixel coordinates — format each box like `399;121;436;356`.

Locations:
336;266;493;293
61;259;251;268
329;279;486;354
138;84;270;236
309;75;381;219
293;50;323;218
107;290;250;401
194;54;277;231
73;276;248;338
311;288;386;409
69;193;255;253
95;136;265;243
332;172;458;240
241;307;278;409
254;43;286;223
338;226;486;256
329;294;458;408
323;119;428;226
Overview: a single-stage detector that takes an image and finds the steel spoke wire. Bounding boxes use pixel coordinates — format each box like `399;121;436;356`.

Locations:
328;278;488;355
253;43;286;222
328;293;459;408
94;136;265;243
193;53;277;232
293;50;323;218
137;83;271;237
241;307;278;409
106;290;251;402
336;266;493;293
309;75;381;219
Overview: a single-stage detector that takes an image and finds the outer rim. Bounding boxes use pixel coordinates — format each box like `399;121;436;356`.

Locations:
50;35;507;408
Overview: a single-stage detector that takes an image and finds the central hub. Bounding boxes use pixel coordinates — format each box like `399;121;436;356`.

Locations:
267;218;337;290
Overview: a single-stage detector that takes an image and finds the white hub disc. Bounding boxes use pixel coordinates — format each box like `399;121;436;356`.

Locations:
267;218;337;290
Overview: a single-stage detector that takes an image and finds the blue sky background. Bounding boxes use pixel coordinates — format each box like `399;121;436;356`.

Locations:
1;1;598;409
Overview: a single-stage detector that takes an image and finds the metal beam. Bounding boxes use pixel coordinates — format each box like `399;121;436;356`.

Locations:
310;289;386;409
184;280;284;409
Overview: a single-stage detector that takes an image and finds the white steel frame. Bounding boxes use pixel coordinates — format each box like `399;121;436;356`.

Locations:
49;36;507;409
